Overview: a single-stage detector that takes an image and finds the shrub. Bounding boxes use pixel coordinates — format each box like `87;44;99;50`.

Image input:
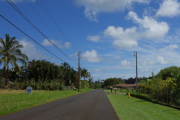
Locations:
41;82;49;90
59;84;66;91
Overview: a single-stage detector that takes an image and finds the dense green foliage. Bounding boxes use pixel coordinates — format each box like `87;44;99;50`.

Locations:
81;68;91;80
81;80;89;89
0;34;91;90
0;60;92;90
134;66;180;108
26;60;77;86
156;66;180;80
103;77;124;88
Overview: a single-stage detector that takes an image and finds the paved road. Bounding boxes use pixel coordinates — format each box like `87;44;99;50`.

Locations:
0;89;119;120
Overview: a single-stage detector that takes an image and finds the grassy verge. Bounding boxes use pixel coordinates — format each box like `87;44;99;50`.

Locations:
105;89;127;94
106;91;180;120
0;89;92;116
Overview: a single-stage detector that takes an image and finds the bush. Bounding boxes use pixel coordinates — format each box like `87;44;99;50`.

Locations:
130;93;152;101
59;84;66;91
41;82;49;90
7;82;14;89
0;78;66;91
13;82;20;90
81;80;89;89
35;83;41;90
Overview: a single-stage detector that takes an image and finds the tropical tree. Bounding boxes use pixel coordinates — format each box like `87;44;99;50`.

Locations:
0;34;28;84
103;77;123;88
156;66;180;80
26;59;39;82
81;68;90;80
60;62;73;86
27;59;60;83
70;68;78;85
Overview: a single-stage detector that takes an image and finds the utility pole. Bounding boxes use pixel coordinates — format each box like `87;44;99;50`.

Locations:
134;51;138;90
123;76;124;84
78;51;81;92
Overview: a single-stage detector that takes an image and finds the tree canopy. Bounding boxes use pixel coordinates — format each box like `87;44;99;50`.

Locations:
103;77;123;87
0;34;28;83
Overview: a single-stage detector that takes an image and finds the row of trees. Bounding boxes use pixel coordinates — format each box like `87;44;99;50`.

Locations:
102;78;124;88
0;34;91;90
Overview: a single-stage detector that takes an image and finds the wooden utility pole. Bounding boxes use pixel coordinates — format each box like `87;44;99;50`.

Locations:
134;51;138;90
78;51;81;92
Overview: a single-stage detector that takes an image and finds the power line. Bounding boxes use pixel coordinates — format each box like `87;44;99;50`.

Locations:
30;1;77;64
29;3;59;41
37;0;78;64
6;0;76;65
40;0;68;41
0;14;65;62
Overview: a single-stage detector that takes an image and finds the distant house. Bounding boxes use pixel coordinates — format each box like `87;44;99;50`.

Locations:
115;84;137;89
107;86;113;89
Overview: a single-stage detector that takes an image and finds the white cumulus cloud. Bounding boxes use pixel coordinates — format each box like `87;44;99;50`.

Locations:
102;11;169;50
42;39;71;49
156;56;168;64
128;11;169;39
156;0;180;17
64;42;71;48
121;60;132;67
159;44;178;52
104;26;138;49
82;49;101;62
19;39;48;60
87;35;100;42
76;0;149;21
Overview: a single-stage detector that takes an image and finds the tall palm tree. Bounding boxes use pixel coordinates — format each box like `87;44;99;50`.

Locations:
0;34;28;83
81;68;90;80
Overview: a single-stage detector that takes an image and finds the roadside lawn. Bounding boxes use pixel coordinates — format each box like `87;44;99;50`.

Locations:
0;89;92;116
106;91;180;120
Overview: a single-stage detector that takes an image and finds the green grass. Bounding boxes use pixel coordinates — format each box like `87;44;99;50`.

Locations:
0;89;92;116
105;89;127;94
106;92;180;120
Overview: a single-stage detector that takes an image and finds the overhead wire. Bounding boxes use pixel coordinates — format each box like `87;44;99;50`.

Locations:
0;14;66;62
29;3;60;42
39;0;92;71
6;0;77;66
31;1;77;64
40;0;68;41
38;0;78;64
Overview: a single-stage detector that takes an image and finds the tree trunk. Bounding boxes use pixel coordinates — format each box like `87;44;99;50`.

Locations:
4;66;9;85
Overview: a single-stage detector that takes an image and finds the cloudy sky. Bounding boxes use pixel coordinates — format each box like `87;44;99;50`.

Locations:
0;0;180;80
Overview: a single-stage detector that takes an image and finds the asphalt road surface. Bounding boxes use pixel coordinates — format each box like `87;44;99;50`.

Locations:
0;89;119;120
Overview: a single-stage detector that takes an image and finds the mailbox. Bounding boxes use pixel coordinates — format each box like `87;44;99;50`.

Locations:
26;86;32;93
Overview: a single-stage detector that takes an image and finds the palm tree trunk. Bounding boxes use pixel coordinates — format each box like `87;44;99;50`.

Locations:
4;66;9;85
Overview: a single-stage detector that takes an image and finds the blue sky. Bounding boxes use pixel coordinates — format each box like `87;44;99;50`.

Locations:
0;0;180;81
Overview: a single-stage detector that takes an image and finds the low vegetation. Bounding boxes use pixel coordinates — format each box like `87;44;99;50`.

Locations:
132;66;180;108
0;89;92;116
107;93;180;120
